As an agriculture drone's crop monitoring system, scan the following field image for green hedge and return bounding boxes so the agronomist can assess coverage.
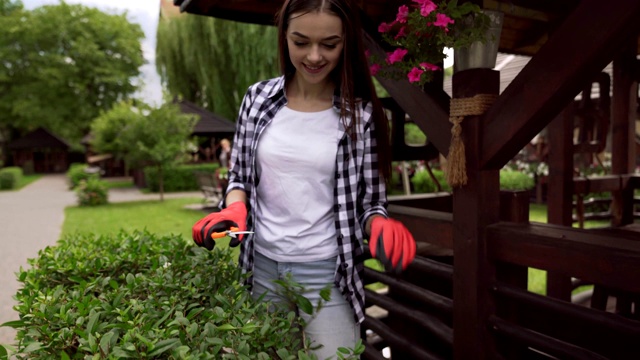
[2,231,314,359]
[144,163,220,192]
[499,170,535,191]
[0,166,23,190]
[411,168,451,193]
[410,168,534,193]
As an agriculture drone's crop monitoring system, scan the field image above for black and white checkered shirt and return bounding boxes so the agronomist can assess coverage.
[223,76,388,324]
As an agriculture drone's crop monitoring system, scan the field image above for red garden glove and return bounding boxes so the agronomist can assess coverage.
[192,201,247,250]
[369,217,416,273]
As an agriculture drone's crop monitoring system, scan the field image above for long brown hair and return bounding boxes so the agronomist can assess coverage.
[275,0,391,181]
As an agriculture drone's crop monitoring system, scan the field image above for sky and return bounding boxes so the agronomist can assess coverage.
[22,0,164,106]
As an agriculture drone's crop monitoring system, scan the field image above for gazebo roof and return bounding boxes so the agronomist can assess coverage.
[8,127,70,150]
[172,0,640,58]
[176,99,237,136]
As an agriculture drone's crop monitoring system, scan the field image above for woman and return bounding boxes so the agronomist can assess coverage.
[192,0,416,357]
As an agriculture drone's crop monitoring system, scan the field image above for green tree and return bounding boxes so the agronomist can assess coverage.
[91,101,198,201]
[0,0,22,15]
[155,14,278,121]
[0,2,145,164]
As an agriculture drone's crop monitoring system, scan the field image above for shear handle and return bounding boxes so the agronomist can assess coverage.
[211,226,239,239]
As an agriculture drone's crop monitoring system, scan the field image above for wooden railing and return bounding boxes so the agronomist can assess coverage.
[361,189,640,359]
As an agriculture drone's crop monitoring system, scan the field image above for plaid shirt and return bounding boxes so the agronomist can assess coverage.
[223,76,388,324]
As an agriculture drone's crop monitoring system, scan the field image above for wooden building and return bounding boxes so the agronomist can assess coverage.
[8,127,70,174]
[171,1,640,359]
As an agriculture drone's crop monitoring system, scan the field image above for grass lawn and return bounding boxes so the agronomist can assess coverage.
[61,196,233,244]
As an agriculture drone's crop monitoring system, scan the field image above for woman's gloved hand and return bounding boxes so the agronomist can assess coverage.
[192,202,247,250]
[369,217,416,273]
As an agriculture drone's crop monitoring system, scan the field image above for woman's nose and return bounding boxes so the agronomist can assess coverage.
[307,45,322,62]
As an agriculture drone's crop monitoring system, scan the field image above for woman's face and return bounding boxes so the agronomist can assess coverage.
[286,11,344,87]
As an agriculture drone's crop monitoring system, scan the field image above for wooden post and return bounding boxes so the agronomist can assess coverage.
[452,68,500,360]
[610,41,638,227]
[496,190,530,358]
[546,105,574,300]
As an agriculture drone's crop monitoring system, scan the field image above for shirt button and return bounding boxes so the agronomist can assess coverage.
[336,174,340,179]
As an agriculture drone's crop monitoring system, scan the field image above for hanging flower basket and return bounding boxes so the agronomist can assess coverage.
[368,0,494,86]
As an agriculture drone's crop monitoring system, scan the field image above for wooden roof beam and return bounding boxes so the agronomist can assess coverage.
[480,0,640,170]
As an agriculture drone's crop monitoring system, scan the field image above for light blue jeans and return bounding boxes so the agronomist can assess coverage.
[252,251,360,360]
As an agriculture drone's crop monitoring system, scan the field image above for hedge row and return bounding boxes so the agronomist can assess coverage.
[3,231,317,359]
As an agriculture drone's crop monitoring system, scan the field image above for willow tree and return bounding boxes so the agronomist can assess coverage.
[155,15,278,122]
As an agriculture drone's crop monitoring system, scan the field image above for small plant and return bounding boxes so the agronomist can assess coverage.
[75,178,109,206]
[66,163,99,189]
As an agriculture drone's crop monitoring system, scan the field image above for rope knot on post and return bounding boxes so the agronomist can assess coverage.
[445,94,497,188]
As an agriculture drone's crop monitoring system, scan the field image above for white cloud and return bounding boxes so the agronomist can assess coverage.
[22,0,163,106]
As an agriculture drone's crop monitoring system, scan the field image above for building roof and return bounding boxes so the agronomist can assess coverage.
[176,99,237,136]
[8,127,70,150]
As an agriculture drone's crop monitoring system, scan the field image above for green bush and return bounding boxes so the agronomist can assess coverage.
[3,231,310,359]
[75,178,109,206]
[66,163,100,190]
[410,168,535,193]
[411,168,451,193]
[144,163,219,193]
[499,169,535,190]
[0,166,23,190]
[404,123,427,145]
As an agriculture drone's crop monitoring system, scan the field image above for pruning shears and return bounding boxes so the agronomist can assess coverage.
[211,226,254,239]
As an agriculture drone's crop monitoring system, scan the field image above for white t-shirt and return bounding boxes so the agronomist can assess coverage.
[254,106,340,262]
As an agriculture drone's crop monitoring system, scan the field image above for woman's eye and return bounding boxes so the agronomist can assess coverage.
[293,42,308,47]
[323,44,337,49]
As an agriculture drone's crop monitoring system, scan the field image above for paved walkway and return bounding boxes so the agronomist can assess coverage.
[0,175,201,346]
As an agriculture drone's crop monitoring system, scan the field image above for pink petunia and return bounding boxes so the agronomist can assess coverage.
[408,67,424,83]
[378,21,393,33]
[370,63,381,76]
[394,26,407,40]
[413,0,437,17]
[433,13,454,28]
[420,62,441,71]
[386,48,408,64]
[396,5,409,23]
[364,49,371,58]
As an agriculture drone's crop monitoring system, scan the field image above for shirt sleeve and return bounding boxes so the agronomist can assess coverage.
[221,87,253,208]
[358,101,388,233]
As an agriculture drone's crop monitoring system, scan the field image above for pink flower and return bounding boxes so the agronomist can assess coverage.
[408,67,424,83]
[396,5,409,23]
[370,63,381,76]
[378,22,393,33]
[394,26,407,40]
[413,0,437,17]
[433,13,454,28]
[386,48,408,64]
[420,62,441,71]
[364,49,370,58]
